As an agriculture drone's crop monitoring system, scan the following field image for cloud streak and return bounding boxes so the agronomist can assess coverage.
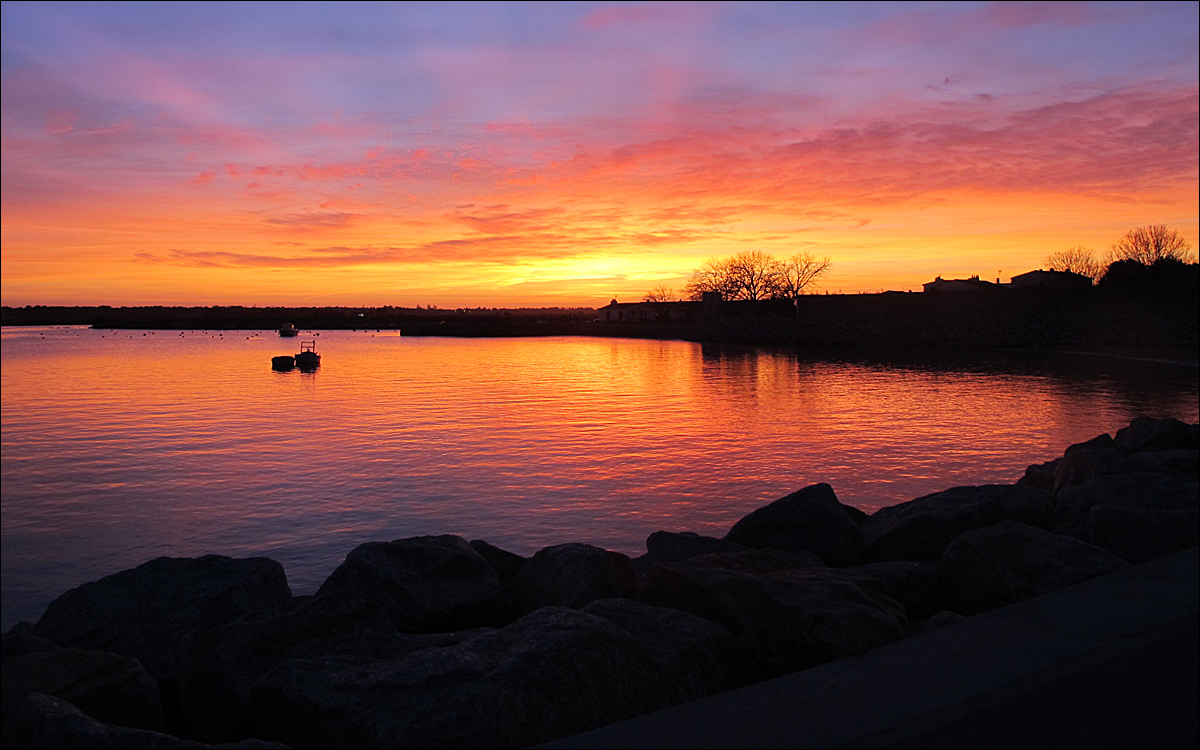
[2,1,1197,306]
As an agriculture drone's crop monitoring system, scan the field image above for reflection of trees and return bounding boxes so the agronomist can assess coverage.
[698,344,827,413]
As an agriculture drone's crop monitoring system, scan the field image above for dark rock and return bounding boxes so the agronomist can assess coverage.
[920,610,968,632]
[723,483,865,566]
[177,588,483,742]
[840,560,939,619]
[512,543,637,613]
[843,504,870,525]
[861,484,1053,563]
[1126,448,1199,478]
[2,625,60,660]
[1,693,289,749]
[933,520,1129,616]
[1016,458,1059,493]
[2,648,163,731]
[581,598,755,700]
[30,555,293,683]
[644,531,748,563]
[639,550,906,676]
[1065,432,1121,455]
[315,535,507,632]
[1052,434,1137,493]
[468,539,528,587]
[1053,472,1200,563]
[249,607,667,749]
[1114,416,1197,452]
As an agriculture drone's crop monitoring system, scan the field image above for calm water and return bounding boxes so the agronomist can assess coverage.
[2,326,1197,630]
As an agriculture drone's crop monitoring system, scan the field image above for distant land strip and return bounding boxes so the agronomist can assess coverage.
[2,287,1197,355]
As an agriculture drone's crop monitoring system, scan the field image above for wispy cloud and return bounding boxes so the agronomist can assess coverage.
[3,1,1196,305]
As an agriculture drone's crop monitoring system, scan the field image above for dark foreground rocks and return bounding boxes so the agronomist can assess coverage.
[3,417,1196,749]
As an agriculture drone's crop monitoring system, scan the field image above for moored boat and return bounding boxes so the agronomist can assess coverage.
[295,341,320,369]
[279,324,298,337]
[271,355,296,370]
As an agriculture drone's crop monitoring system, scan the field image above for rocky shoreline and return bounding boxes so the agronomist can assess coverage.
[3,417,1197,749]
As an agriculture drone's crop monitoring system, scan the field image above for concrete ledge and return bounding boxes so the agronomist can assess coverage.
[537,547,1199,749]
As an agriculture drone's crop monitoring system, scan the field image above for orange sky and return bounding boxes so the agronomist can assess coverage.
[2,2,1197,308]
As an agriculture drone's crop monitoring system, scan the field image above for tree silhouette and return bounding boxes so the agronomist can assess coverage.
[1044,246,1101,281]
[683,250,832,302]
[1109,225,1194,265]
[775,252,833,300]
[642,284,675,302]
[682,256,738,301]
[725,250,779,301]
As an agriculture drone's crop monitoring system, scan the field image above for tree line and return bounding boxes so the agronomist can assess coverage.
[644,250,832,303]
[645,224,1193,303]
[1044,225,1195,287]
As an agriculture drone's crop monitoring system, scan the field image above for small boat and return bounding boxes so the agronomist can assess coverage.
[271,355,296,371]
[294,341,320,370]
[279,324,299,337]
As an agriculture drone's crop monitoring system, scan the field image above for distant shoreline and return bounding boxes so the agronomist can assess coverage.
[3,289,1196,358]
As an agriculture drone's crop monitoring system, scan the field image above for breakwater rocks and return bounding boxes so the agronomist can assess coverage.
[3,417,1197,749]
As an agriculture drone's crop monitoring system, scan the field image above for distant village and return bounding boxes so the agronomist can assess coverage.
[596,268,1092,323]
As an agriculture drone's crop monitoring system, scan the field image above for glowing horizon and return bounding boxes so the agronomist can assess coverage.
[2,1,1197,309]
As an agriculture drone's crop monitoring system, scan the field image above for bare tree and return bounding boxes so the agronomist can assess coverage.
[642,284,675,303]
[775,252,832,300]
[1109,225,1194,265]
[682,256,738,300]
[724,250,781,301]
[1044,246,1102,281]
[683,250,834,302]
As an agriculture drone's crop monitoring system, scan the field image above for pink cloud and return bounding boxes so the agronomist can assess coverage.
[981,1,1096,30]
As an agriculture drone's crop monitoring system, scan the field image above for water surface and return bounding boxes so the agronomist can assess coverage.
[2,326,1196,629]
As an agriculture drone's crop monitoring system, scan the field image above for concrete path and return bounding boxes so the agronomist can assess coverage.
[538,547,1198,749]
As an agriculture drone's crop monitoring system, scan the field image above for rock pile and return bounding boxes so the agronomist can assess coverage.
[3,417,1196,749]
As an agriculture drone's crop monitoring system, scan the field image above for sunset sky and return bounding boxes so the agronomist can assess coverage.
[2,1,1197,308]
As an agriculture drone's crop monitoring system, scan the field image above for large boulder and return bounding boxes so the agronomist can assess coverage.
[468,539,528,588]
[1,648,163,732]
[723,483,864,566]
[249,607,668,749]
[511,543,637,613]
[1,625,60,660]
[1016,458,1059,493]
[1125,448,1199,478]
[30,555,293,683]
[643,531,748,563]
[638,549,906,676]
[1,692,288,750]
[860,484,1053,563]
[933,520,1129,616]
[315,535,507,632]
[1114,417,1197,453]
[581,598,754,701]
[838,560,940,621]
[1051,433,1136,494]
[178,588,483,742]
[1053,472,1200,563]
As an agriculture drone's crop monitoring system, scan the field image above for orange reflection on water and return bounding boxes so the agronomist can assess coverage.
[2,327,1196,629]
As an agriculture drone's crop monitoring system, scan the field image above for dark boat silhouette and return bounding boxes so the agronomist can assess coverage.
[279,324,299,337]
[294,341,320,370]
